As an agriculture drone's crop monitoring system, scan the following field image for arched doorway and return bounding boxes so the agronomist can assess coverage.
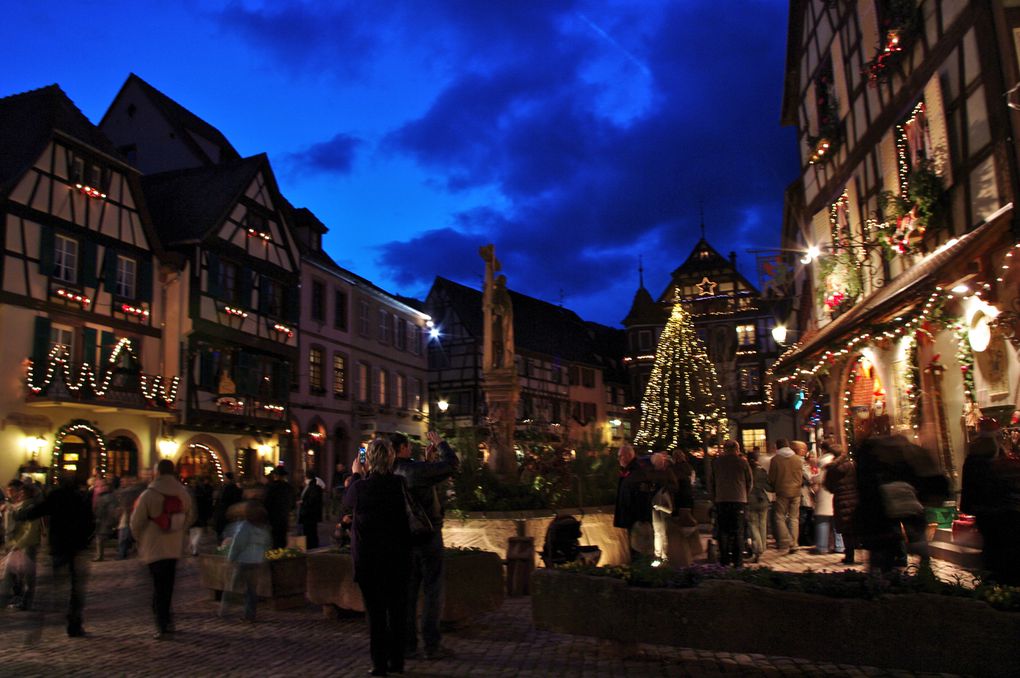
[107,435,139,478]
[52,420,107,485]
[177,443,225,484]
[843,354,891,448]
[304,419,326,477]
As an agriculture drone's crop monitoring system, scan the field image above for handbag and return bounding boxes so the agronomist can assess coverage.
[401,480,435,546]
[652,486,674,514]
[879,481,924,519]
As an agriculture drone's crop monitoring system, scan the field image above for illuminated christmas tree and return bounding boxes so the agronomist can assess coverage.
[634,300,728,451]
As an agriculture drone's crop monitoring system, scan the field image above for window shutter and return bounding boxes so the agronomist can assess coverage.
[83,327,97,367]
[81,238,97,287]
[236,350,256,394]
[100,331,117,366]
[831,41,850,119]
[238,269,253,310]
[138,256,153,302]
[272,360,288,400]
[880,131,900,198]
[103,247,118,293]
[32,316,51,366]
[924,74,953,187]
[258,276,270,315]
[285,285,300,323]
[199,350,217,389]
[38,224,54,275]
[206,251,220,298]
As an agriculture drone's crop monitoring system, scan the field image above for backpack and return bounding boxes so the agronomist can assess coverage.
[151,492,186,532]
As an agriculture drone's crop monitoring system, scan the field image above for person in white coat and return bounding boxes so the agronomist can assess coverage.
[810,450,837,554]
[130,459,195,639]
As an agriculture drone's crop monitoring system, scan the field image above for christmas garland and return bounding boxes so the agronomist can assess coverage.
[904,336,922,432]
[877,159,946,256]
[863,0,920,84]
[816,250,864,312]
[954,325,976,403]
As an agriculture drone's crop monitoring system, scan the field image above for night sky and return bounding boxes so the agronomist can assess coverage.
[3,1,799,327]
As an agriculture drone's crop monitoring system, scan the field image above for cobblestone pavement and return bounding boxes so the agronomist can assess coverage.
[0,548,968,678]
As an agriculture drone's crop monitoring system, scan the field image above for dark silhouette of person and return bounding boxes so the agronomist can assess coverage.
[298,469,324,550]
[263,467,295,549]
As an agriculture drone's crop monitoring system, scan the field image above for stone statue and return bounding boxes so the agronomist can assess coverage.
[480,245,515,371]
[478,244,519,479]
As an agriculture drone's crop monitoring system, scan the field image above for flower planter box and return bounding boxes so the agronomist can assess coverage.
[198,554,307,610]
[442,507,630,567]
[307,549,503,625]
[531,569,1020,677]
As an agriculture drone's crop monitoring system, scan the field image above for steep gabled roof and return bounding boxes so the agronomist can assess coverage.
[428,277,604,364]
[661,237,760,301]
[140,155,264,245]
[102,73,241,166]
[0,84,125,193]
[622,285,665,326]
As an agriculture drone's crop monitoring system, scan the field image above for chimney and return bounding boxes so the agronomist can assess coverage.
[729,251,737,267]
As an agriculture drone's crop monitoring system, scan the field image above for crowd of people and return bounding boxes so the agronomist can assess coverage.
[612,423,1017,583]
[0,430,460,676]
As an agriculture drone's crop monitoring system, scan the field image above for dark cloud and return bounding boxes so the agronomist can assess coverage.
[282,132,362,177]
[378,1,799,323]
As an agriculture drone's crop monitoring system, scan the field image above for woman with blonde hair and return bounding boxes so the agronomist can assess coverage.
[342,438,412,676]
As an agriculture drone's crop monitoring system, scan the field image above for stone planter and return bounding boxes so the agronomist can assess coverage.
[531,569,1020,677]
[442,507,630,566]
[199,554,307,610]
[307,549,503,624]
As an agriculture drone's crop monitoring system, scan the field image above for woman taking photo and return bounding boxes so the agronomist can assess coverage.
[343,438,412,676]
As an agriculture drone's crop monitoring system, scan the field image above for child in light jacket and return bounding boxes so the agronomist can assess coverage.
[220,501,271,622]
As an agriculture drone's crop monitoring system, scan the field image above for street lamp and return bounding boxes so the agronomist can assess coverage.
[771,324,789,345]
[437,399,449,414]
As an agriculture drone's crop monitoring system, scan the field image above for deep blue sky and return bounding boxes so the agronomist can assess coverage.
[2,0,799,327]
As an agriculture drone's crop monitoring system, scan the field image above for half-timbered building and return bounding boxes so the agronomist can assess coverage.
[770,1,1020,492]
[135,155,300,482]
[426,277,629,449]
[0,85,175,484]
[622,236,794,452]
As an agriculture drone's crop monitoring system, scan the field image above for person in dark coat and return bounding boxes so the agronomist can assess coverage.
[710,440,753,568]
[262,467,295,549]
[297,469,324,550]
[960,421,1020,585]
[213,472,243,541]
[613,444,659,561]
[393,430,460,660]
[343,438,412,676]
[854,435,949,572]
[823,446,859,564]
[17,476,94,636]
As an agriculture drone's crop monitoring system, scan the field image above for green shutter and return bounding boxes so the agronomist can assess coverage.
[206,251,220,298]
[199,349,217,389]
[137,256,153,302]
[100,331,117,365]
[83,327,97,367]
[258,276,270,315]
[238,269,253,310]
[235,350,257,394]
[103,247,118,293]
[271,360,288,400]
[38,224,54,275]
[285,285,300,323]
[81,239,97,287]
[32,316,51,365]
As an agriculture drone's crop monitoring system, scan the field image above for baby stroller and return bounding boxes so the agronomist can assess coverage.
[540,514,601,567]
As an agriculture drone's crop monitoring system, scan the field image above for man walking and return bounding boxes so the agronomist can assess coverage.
[392,430,459,660]
[18,475,93,636]
[130,459,195,639]
[767,438,807,553]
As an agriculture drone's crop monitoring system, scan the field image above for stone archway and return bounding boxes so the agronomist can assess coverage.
[177,435,228,484]
[52,419,107,485]
[106,429,141,479]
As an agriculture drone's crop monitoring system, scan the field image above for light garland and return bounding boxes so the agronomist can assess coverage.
[224,306,248,318]
[633,300,728,450]
[52,420,107,478]
[56,288,91,306]
[74,183,106,200]
[247,228,272,242]
[903,335,922,435]
[120,303,150,318]
[188,443,225,482]
[26,337,179,407]
[272,322,294,337]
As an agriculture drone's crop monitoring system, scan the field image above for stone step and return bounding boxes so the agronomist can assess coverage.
[929,540,983,570]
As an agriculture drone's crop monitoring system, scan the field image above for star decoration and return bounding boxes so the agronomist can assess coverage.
[695,277,717,296]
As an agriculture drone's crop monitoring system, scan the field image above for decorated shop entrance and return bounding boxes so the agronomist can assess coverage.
[177,442,226,483]
[52,420,107,485]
